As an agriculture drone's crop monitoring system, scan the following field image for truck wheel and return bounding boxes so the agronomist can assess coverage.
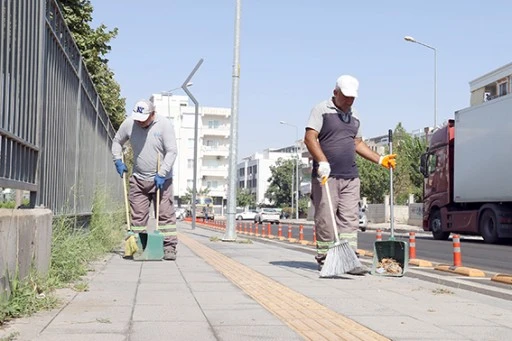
[479,209,499,244]
[430,210,450,240]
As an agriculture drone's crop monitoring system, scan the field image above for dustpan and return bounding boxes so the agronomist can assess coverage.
[371,129,409,277]
[133,153,164,261]
[133,231,164,261]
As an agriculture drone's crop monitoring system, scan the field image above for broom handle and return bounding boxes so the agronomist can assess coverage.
[388,129,394,239]
[324,179,340,244]
[156,153,160,230]
[121,154,131,231]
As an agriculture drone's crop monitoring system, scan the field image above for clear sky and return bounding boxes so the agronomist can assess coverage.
[90,0,511,159]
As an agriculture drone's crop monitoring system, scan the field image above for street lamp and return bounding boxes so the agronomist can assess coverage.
[280,120,299,220]
[161,82,194,206]
[404,35,437,128]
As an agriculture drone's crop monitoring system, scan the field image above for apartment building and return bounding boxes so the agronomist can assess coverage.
[470,62,512,106]
[237,146,307,206]
[150,94,231,205]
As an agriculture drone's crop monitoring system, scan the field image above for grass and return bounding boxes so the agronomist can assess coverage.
[0,189,124,326]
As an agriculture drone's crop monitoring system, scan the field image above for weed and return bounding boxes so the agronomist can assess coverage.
[210,236,220,242]
[73,282,89,292]
[432,288,454,295]
[0,189,124,325]
[0,331,20,341]
[237,239,253,244]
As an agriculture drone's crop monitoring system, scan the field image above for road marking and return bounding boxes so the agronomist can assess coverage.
[179,233,389,341]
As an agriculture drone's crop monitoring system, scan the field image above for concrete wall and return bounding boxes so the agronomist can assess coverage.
[408,203,423,226]
[0,209,53,298]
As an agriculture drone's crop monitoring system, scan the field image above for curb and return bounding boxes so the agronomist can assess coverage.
[491,273,512,285]
[434,264,486,277]
[408,259,433,267]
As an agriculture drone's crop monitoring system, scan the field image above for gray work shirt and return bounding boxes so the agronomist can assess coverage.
[306,98,361,179]
[112,115,178,181]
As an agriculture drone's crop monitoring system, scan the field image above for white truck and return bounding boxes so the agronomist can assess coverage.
[420,93,512,243]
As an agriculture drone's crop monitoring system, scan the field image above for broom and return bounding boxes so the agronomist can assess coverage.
[319,177,363,278]
[122,154,139,258]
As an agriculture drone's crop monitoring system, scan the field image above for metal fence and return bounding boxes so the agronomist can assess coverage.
[0,0,123,215]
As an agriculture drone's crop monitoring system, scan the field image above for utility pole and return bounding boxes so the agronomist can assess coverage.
[223,0,241,241]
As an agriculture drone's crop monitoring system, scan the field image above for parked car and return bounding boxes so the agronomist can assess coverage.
[254,208,280,224]
[359,206,368,232]
[236,210,258,220]
[176,207,187,220]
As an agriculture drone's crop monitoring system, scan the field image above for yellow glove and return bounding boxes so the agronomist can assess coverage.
[379,154,396,169]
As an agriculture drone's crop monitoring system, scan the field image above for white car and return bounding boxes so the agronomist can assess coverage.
[236,210,258,220]
[254,208,280,224]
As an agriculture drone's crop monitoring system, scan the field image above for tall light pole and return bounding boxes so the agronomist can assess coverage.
[182,59,204,230]
[404,35,437,128]
[161,82,193,206]
[280,121,299,220]
[223,0,241,241]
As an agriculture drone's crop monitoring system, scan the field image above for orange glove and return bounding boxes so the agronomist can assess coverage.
[379,154,396,169]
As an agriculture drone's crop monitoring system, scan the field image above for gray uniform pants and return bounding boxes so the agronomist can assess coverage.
[311,177,360,259]
[129,175,177,251]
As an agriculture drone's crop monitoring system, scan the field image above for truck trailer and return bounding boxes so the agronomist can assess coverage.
[420,94,512,243]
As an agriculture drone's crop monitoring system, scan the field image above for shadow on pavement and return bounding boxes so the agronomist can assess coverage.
[270,260,318,270]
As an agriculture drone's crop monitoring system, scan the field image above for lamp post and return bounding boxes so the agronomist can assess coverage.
[161,82,193,206]
[404,35,437,128]
[280,121,299,220]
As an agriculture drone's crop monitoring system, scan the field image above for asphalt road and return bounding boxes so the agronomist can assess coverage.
[248,222,512,274]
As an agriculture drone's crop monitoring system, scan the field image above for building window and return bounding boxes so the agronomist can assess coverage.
[187,180,193,188]
[208,120,220,129]
[498,82,507,97]
[187,159,194,168]
[239,168,244,176]
[252,165,257,174]
[253,179,257,187]
[188,138,194,148]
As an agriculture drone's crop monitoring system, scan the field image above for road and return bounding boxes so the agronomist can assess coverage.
[244,221,512,274]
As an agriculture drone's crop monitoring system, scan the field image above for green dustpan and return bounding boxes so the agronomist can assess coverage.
[133,231,164,261]
[371,129,409,277]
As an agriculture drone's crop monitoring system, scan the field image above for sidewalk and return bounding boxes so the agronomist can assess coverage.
[1,222,511,341]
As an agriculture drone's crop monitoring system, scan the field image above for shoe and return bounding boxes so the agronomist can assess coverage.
[315,254,326,271]
[347,265,370,276]
[164,249,177,261]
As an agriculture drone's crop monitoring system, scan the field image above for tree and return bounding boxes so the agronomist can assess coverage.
[357,122,427,204]
[357,156,388,204]
[57,0,126,129]
[182,187,211,204]
[237,189,256,208]
[265,158,295,206]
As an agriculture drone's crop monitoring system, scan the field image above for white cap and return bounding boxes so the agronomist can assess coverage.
[131,99,155,121]
[336,75,359,98]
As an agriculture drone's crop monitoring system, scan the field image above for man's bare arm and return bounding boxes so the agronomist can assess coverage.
[355,137,381,164]
[304,128,327,162]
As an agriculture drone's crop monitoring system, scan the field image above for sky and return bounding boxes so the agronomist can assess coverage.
[90,0,511,159]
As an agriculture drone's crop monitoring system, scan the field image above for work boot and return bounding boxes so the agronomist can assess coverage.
[164,249,177,261]
[315,254,326,271]
[347,264,370,276]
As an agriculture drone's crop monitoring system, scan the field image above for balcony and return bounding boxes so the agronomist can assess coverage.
[202,146,229,157]
[202,127,230,138]
[202,166,228,178]
[201,106,231,118]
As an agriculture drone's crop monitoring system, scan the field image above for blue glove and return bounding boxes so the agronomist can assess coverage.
[114,159,128,178]
[154,174,165,189]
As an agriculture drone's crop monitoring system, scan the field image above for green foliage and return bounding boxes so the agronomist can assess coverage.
[237,188,256,208]
[57,0,126,129]
[265,158,295,206]
[358,123,427,204]
[0,190,124,325]
[182,187,211,204]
